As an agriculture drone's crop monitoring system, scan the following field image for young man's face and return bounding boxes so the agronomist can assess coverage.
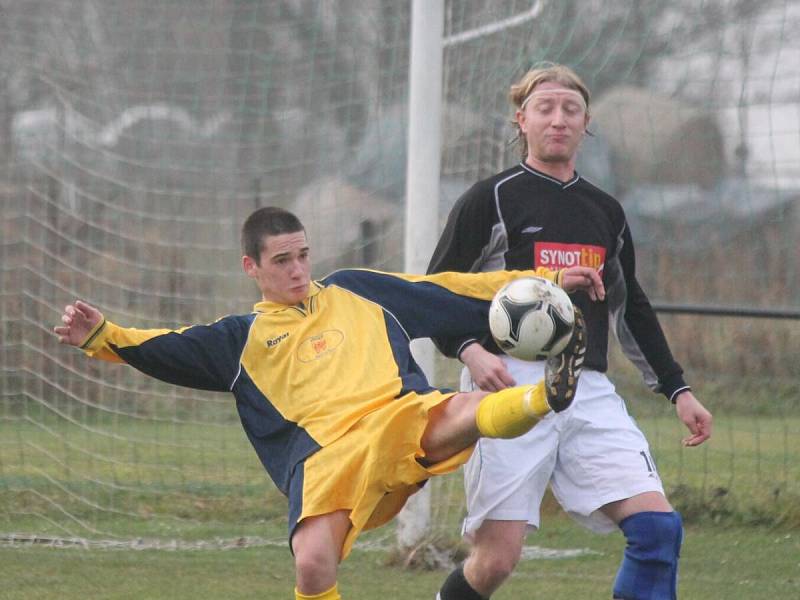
[242,230,311,305]
[516,81,589,166]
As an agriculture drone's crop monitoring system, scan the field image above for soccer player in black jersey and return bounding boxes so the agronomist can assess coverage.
[430,64,712,600]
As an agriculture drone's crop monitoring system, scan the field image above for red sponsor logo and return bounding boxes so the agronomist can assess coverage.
[534,242,605,272]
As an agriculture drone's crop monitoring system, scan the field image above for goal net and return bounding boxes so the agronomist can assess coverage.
[2,0,799,550]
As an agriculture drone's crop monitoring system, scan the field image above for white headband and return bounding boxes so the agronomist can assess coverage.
[520,88,587,111]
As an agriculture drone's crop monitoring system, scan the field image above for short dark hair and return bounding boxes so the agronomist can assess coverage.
[241,206,305,263]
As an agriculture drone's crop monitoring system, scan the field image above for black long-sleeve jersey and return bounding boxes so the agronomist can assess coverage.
[427,162,689,401]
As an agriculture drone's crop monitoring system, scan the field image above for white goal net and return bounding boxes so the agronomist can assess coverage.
[2,0,799,550]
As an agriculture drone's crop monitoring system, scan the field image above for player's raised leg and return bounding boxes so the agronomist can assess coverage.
[422,309,585,464]
[472,307,585,440]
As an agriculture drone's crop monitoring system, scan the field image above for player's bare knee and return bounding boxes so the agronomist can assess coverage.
[421,392,487,462]
[293,547,337,590]
[468,542,522,587]
[483,554,519,585]
[465,559,516,592]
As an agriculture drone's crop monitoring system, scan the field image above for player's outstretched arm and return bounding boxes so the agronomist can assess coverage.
[675,391,712,447]
[560,266,605,301]
[53,301,239,391]
[54,300,104,347]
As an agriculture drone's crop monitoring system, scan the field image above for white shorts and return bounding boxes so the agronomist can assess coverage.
[462,356,665,536]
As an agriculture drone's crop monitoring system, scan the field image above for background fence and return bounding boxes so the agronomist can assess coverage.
[1,0,798,548]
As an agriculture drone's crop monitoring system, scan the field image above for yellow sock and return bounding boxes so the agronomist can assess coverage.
[475,382,549,439]
[295,584,341,599]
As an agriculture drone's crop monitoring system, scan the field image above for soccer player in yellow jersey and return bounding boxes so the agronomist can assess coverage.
[54,206,604,599]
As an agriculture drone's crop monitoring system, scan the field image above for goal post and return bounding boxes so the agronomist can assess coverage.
[396,0,444,551]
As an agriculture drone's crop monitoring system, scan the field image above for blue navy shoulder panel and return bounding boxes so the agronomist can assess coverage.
[321,269,490,342]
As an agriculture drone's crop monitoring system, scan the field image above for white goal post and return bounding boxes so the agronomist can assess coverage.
[397,0,444,551]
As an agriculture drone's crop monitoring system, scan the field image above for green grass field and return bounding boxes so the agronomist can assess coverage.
[2,412,799,598]
[2,518,798,599]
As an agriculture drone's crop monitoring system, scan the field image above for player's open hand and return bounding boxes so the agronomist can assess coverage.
[675,391,712,447]
[460,342,516,392]
[560,266,605,302]
[54,301,104,347]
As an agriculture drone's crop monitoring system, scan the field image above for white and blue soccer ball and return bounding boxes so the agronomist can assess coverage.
[488,276,575,361]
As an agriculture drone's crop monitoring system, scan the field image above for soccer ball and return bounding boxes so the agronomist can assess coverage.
[488,276,575,361]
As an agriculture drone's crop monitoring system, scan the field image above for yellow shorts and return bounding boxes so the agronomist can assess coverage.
[292,389,474,559]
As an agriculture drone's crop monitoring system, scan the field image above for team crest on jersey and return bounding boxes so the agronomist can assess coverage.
[534,242,606,272]
[297,329,344,362]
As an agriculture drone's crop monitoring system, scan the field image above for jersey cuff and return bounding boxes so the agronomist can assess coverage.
[456,339,479,361]
[668,386,692,404]
[80,318,108,351]
[659,370,690,402]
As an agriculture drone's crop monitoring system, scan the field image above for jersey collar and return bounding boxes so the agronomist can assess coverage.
[519,162,580,189]
[253,280,323,314]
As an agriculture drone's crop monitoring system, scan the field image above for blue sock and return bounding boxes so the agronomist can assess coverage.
[613,511,683,600]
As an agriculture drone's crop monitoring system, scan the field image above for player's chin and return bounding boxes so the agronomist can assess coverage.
[542,147,575,162]
[288,286,310,303]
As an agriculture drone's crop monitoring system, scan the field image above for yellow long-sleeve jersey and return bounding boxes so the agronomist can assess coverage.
[81,268,559,496]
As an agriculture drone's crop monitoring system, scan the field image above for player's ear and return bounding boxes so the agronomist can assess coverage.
[242,255,256,277]
[516,108,527,132]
